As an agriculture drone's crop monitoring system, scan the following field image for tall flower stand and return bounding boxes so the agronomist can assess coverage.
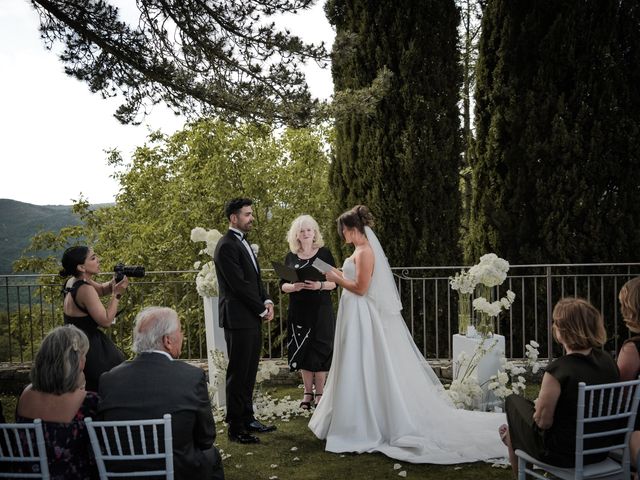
[203,296,227,408]
[452,333,506,411]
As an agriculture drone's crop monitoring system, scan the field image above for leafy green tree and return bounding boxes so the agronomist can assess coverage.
[15,119,334,358]
[327,0,463,267]
[31,0,328,125]
[469,0,640,264]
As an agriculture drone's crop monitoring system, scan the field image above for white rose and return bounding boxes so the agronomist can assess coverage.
[190,227,208,242]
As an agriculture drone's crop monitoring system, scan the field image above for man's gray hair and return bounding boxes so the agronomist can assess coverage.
[132,306,180,353]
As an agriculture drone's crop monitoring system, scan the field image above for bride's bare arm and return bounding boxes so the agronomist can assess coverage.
[326,247,374,296]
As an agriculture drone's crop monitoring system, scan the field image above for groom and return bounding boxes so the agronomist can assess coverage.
[213,198,276,444]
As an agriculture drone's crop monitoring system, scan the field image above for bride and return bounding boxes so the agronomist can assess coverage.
[308,205,507,464]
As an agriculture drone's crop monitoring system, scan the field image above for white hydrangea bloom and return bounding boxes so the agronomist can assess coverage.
[191,227,223,297]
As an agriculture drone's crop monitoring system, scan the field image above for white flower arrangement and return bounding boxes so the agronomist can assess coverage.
[191,227,223,298]
[472,289,515,318]
[447,376,484,410]
[449,270,476,294]
[469,253,509,288]
[487,340,542,401]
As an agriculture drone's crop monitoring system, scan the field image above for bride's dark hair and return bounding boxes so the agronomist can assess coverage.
[337,205,375,240]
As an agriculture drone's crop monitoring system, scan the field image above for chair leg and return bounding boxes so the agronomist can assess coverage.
[517,456,527,480]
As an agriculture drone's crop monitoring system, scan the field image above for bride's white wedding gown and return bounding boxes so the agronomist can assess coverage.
[308,227,508,464]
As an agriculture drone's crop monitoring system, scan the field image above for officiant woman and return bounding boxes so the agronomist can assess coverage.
[281,215,337,409]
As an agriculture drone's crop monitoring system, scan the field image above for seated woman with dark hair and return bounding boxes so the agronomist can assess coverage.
[16,325,98,480]
[499,297,620,475]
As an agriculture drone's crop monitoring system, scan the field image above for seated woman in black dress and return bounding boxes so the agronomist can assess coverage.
[16,325,98,480]
[615,277,640,467]
[281,215,337,409]
[500,297,619,475]
[60,246,128,392]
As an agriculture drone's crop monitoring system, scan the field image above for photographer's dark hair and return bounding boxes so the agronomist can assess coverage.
[59,246,89,278]
[337,205,375,241]
[224,198,253,220]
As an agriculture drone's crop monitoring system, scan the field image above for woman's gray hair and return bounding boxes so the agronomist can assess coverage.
[31,325,89,394]
[286,214,324,253]
[133,306,180,353]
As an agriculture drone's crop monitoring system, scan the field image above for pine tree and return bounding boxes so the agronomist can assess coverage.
[468,0,640,264]
[327,0,463,267]
[30,0,327,125]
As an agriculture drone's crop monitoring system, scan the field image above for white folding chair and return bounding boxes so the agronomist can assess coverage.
[0,419,50,479]
[516,378,640,479]
[85,414,174,479]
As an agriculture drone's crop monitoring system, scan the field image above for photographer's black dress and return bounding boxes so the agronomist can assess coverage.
[63,280,125,392]
[282,247,336,372]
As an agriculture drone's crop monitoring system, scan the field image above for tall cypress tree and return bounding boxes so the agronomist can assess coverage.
[327,0,462,266]
[469,0,640,264]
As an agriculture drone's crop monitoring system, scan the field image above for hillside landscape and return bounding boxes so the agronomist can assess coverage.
[0,199,82,274]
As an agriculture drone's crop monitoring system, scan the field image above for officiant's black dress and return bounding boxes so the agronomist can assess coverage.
[283,247,336,372]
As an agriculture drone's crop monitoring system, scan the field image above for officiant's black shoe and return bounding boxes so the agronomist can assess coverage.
[246,420,277,433]
[228,431,260,444]
[300,392,313,410]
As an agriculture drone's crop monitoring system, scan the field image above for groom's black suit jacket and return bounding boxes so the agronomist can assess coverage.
[214,230,269,329]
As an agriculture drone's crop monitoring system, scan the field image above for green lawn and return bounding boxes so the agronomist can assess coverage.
[1,386,517,480]
[214,386,513,480]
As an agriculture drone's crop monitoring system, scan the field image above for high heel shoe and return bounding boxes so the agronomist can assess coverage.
[314,392,322,407]
[300,392,313,410]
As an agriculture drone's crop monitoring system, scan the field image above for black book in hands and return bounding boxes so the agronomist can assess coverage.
[271,261,326,283]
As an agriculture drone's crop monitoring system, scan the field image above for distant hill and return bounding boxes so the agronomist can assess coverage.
[0,199,83,274]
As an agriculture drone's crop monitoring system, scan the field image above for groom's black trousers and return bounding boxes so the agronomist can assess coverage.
[224,326,262,433]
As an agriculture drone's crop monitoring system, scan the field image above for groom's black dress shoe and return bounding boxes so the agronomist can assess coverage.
[246,420,277,433]
[228,431,260,444]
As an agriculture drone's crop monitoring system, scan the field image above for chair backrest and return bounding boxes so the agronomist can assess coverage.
[574,378,640,477]
[85,414,174,480]
[0,419,50,479]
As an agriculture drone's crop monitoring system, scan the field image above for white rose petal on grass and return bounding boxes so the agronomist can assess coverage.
[245,452,253,456]
[398,471,407,477]
[269,477,278,480]
[290,446,298,451]
[270,464,278,468]
[293,457,300,461]
[393,464,402,470]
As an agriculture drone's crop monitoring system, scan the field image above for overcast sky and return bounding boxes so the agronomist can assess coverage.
[0,1,333,206]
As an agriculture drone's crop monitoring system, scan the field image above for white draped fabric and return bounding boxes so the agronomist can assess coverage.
[308,227,508,464]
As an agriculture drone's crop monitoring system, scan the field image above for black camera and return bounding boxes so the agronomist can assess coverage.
[114,263,145,282]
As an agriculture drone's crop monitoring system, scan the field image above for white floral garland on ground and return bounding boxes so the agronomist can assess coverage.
[208,351,311,423]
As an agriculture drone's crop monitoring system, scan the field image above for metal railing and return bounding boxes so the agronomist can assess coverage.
[1,263,639,364]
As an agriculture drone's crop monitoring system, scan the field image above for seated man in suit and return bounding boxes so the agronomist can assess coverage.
[98,306,224,480]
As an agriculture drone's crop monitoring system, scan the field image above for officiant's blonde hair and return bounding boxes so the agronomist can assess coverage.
[287,215,324,253]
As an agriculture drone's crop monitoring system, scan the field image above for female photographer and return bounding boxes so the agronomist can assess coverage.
[60,246,128,392]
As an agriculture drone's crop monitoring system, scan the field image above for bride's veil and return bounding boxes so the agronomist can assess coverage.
[364,226,449,395]
[364,226,402,315]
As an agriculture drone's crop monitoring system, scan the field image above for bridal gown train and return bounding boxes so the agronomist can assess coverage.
[308,235,508,464]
